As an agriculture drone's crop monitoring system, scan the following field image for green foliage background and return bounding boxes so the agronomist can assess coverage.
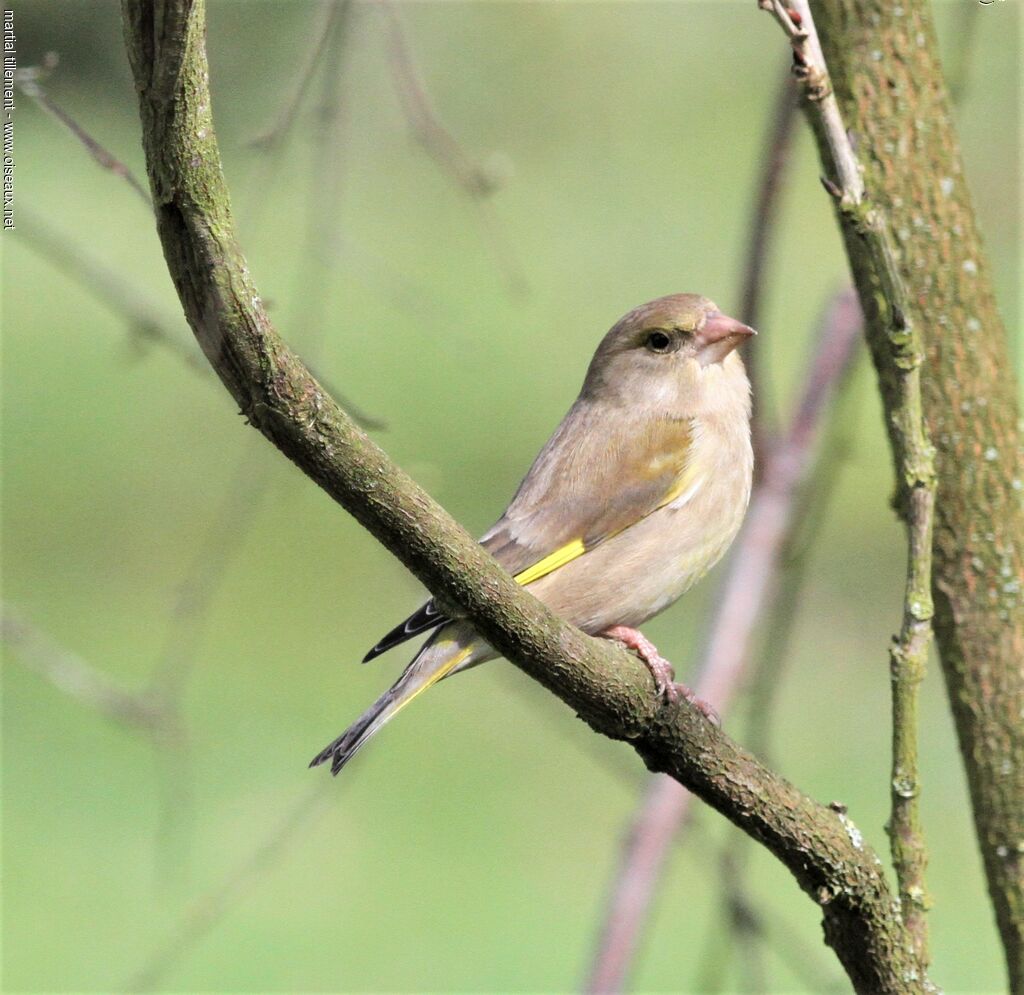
[3,1,1019,992]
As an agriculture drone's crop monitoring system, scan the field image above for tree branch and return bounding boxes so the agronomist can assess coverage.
[769,0,1024,985]
[127,782,333,992]
[378,0,525,295]
[2,605,165,729]
[119,2,926,990]
[737,60,799,456]
[762,1,937,966]
[761,5,937,962]
[17,56,152,205]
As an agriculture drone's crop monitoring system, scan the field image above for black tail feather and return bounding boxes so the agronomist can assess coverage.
[361,600,448,663]
[309,690,394,775]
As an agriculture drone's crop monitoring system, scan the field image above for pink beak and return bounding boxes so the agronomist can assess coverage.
[695,310,756,365]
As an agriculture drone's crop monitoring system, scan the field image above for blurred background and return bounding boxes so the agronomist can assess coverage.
[2,1,1019,992]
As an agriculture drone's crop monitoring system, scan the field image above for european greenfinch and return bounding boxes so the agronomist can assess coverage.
[312,293,755,774]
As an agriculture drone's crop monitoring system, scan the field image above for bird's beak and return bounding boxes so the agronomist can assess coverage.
[695,310,757,366]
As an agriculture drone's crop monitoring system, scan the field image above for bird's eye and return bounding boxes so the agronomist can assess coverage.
[645,330,673,353]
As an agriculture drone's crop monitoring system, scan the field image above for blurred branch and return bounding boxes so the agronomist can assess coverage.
[743,365,859,759]
[16,56,151,205]
[381,0,496,197]
[693,840,847,994]
[120,2,922,990]
[148,447,271,704]
[719,849,768,994]
[297,0,353,350]
[763,0,936,970]
[248,1,345,150]
[15,208,384,429]
[583,288,862,995]
[2,605,164,729]
[379,0,526,294]
[127,782,333,991]
[15,206,205,371]
[144,442,273,881]
[737,61,799,458]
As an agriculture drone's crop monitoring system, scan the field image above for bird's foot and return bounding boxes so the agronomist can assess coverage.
[599,625,719,723]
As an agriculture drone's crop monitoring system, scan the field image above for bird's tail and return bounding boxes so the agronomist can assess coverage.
[310,628,476,775]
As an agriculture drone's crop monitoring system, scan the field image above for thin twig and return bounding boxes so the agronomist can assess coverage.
[15,207,384,429]
[2,605,164,729]
[380,0,496,198]
[379,0,527,295]
[763,0,936,968]
[248,1,343,150]
[14,206,205,371]
[758,0,863,201]
[719,848,770,993]
[127,783,333,991]
[295,0,352,351]
[584,291,862,994]
[144,443,273,882]
[738,61,799,459]
[17,59,151,205]
[743,347,861,761]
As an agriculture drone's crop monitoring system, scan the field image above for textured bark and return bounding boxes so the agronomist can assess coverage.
[120,1,928,989]
[811,1,1024,988]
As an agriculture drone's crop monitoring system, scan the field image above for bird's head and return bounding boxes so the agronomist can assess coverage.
[581,294,756,413]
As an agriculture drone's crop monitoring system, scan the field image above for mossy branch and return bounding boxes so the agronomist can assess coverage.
[760,0,937,970]
[121,2,928,990]
[795,0,1023,988]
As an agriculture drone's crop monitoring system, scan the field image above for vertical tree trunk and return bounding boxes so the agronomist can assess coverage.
[812,1,1024,988]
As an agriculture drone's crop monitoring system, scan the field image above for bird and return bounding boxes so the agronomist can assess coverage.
[311,293,755,775]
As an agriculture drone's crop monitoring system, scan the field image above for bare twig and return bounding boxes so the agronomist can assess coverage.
[738,61,799,457]
[719,848,769,993]
[758,0,863,201]
[379,0,526,294]
[17,59,151,205]
[763,0,936,968]
[248,1,344,150]
[148,448,271,703]
[15,206,205,371]
[15,208,385,429]
[743,357,860,760]
[127,783,333,991]
[380,1,497,198]
[2,605,164,729]
[584,291,862,994]
[693,839,847,993]
[295,0,352,350]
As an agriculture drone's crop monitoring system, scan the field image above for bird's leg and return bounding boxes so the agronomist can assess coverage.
[599,625,719,722]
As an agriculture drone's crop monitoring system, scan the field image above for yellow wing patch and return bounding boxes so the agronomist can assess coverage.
[509,463,702,587]
[658,460,703,509]
[513,539,586,586]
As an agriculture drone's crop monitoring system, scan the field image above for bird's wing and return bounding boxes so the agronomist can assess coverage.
[363,410,697,662]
